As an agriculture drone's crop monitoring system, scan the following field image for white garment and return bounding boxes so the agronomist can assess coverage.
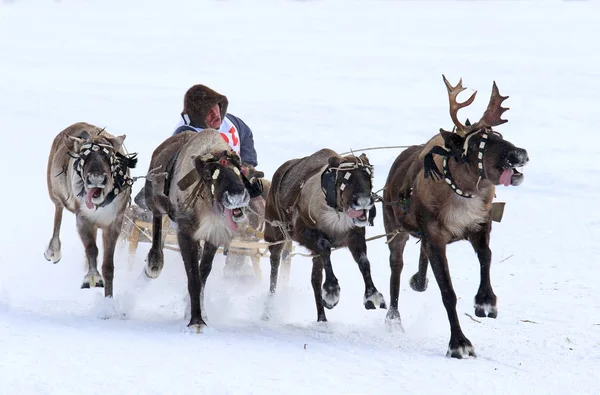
[174,116,240,154]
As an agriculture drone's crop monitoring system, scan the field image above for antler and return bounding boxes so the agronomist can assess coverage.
[442,74,477,137]
[470,81,510,130]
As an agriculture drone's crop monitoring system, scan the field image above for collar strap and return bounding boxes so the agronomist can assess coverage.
[442,157,473,198]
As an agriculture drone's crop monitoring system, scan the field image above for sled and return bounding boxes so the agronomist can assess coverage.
[119,204,290,281]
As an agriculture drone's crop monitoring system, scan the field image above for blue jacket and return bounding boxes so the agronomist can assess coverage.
[173,113,258,167]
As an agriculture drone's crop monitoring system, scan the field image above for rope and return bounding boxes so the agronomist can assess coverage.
[340,145,412,156]
[288,231,398,258]
[123,213,154,242]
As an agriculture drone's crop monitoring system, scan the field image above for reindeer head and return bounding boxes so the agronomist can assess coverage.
[193,150,251,231]
[435,75,529,190]
[64,130,134,209]
[321,153,375,227]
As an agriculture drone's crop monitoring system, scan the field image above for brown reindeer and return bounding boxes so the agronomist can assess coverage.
[45,122,137,297]
[264,149,386,322]
[382,76,529,358]
[143,130,263,330]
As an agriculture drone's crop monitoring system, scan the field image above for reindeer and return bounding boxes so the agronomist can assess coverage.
[382,76,529,358]
[264,149,386,322]
[45,122,137,297]
[142,130,262,330]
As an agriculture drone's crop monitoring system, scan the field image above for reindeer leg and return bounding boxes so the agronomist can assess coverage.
[101,215,123,298]
[44,203,64,263]
[311,256,326,322]
[409,242,429,292]
[469,222,497,318]
[199,242,218,322]
[300,229,339,311]
[145,215,164,279]
[177,220,204,330]
[279,240,293,285]
[268,242,284,295]
[426,235,476,359]
[347,227,386,310]
[262,225,285,321]
[77,215,103,289]
[384,226,408,331]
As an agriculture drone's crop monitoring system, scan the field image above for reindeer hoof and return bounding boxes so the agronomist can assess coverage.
[321,282,340,309]
[317,315,328,323]
[187,317,207,333]
[44,249,61,264]
[364,291,387,310]
[81,273,104,289]
[409,273,428,292]
[447,337,477,359]
[474,303,498,318]
[145,248,164,279]
[385,309,404,332]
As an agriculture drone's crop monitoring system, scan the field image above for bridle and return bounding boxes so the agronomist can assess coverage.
[71,141,138,208]
[179,152,262,210]
[321,158,374,211]
[424,128,495,199]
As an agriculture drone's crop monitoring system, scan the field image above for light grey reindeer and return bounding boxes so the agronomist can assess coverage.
[142,130,263,331]
[45,122,137,298]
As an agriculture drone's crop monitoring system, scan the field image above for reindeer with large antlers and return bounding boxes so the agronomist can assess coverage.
[382,75,529,358]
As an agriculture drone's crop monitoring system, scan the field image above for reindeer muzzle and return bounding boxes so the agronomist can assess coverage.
[500,148,528,187]
[219,190,250,231]
[348,196,373,227]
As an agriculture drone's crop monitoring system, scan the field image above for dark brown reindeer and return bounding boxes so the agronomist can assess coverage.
[45,122,137,297]
[142,130,262,331]
[382,76,529,358]
[264,149,386,322]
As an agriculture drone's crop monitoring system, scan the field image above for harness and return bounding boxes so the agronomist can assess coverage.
[177,152,263,210]
[320,158,377,225]
[423,129,490,199]
[71,142,138,208]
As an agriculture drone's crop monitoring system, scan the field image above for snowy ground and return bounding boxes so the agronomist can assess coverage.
[1,0,599,394]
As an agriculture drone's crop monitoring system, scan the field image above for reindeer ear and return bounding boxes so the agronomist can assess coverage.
[359,153,370,165]
[229,151,241,166]
[108,135,126,151]
[328,156,341,168]
[193,155,213,181]
[439,129,465,157]
[63,133,84,152]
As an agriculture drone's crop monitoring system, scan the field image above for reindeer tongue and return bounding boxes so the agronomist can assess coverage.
[348,209,364,218]
[224,208,238,231]
[85,188,100,209]
[499,168,514,187]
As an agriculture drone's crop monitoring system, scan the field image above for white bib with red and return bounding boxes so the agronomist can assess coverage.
[174,116,240,154]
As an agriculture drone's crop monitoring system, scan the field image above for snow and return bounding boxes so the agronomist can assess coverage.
[1,0,599,394]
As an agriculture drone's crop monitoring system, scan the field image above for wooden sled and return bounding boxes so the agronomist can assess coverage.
[119,205,292,281]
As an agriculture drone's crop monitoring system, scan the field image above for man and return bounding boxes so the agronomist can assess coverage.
[134,84,260,208]
[173,84,258,167]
